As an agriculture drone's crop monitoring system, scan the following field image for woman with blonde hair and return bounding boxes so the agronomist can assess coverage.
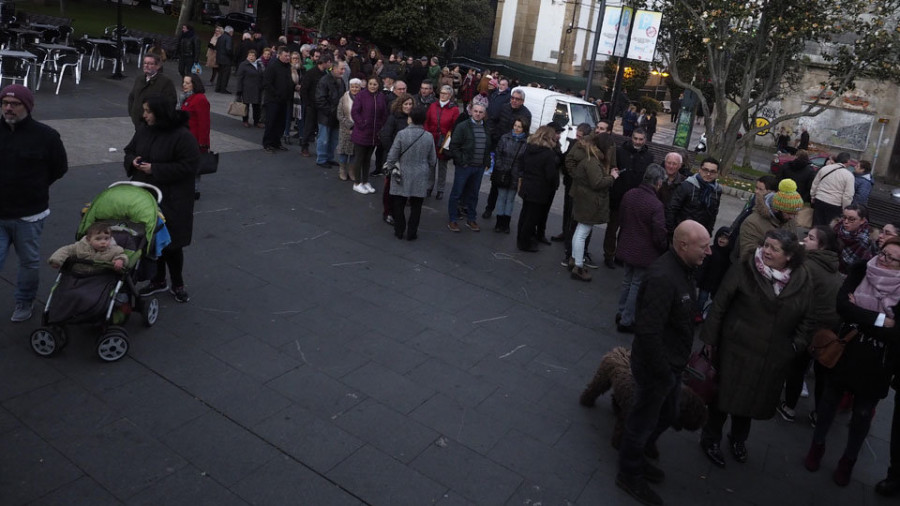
[516,126,562,252]
[206,26,222,85]
[568,134,619,279]
[336,78,363,181]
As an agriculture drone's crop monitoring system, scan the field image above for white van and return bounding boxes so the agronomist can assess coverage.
[514,87,599,151]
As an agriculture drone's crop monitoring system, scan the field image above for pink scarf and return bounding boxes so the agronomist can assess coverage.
[754,247,792,295]
[853,256,900,318]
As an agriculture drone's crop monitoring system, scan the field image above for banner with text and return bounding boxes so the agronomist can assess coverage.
[597,6,633,58]
[627,10,662,61]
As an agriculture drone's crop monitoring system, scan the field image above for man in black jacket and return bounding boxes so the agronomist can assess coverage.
[0,85,68,322]
[314,60,346,167]
[604,128,654,268]
[483,87,532,219]
[298,55,328,156]
[262,47,295,153]
[616,220,710,506]
[214,26,234,93]
[666,156,723,236]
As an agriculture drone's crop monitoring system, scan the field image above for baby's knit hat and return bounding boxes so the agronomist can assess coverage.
[771,178,804,213]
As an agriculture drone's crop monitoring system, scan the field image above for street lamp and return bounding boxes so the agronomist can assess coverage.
[650,68,669,101]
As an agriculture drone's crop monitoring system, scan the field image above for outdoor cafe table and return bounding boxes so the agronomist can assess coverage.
[0,48,38,88]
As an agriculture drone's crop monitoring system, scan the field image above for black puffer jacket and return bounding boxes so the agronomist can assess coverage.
[263,58,294,103]
[315,71,344,128]
[632,250,699,377]
[0,116,68,219]
[124,112,200,248]
[612,140,654,209]
[518,143,559,203]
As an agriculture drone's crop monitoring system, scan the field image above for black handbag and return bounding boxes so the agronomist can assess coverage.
[198,151,219,175]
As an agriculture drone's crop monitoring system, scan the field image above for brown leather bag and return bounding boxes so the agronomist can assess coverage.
[809,326,858,368]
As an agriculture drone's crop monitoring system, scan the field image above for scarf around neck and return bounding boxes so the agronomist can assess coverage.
[696,175,716,209]
[853,256,900,317]
[754,247,792,295]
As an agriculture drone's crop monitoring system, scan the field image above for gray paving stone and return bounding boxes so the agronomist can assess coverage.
[266,366,365,419]
[332,398,438,464]
[407,328,495,370]
[410,394,510,455]
[406,358,498,407]
[501,479,576,506]
[0,349,65,402]
[346,330,431,375]
[487,430,594,499]
[475,389,571,446]
[126,464,249,506]
[253,404,364,473]
[57,418,187,500]
[327,445,448,505]
[41,344,149,395]
[3,380,117,443]
[340,361,436,415]
[411,437,523,505]
[208,335,301,383]
[278,331,370,379]
[97,374,209,439]
[32,475,122,506]
[161,411,280,487]
[0,427,83,506]
[467,357,554,404]
[207,379,294,428]
[292,305,379,345]
[232,454,365,506]
[0,408,19,436]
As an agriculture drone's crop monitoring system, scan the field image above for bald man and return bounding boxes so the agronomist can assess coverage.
[616,220,710,506]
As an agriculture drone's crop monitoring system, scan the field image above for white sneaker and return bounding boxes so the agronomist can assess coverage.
[353,184,368,194]
[363,182,376,193]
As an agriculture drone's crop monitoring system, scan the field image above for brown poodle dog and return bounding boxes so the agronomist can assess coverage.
[579,347,708,458]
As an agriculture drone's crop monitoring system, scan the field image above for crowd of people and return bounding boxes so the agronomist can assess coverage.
[1,22,898,506]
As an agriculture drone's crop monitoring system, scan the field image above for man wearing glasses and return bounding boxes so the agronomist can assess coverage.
[128,54,177,128]
[666,157,723,237]
[0,85,68,322]
[483,87,531,219]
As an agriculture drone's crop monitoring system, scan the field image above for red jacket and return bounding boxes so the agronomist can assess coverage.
[424,101,459,160]
[182,93,211,152]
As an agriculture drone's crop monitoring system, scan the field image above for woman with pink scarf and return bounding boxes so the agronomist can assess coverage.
[700,229,815,468]
[805,236,900,487]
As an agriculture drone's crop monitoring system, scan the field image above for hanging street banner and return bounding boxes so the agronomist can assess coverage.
[598,6,634,58]
[627,10,662,61]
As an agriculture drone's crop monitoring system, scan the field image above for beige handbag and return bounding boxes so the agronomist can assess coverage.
[227,101,247,117]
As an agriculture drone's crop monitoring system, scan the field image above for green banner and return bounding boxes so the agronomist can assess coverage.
[673,109,694,149]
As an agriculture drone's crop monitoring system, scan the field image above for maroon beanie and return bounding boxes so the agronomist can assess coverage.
[0,84,34,113]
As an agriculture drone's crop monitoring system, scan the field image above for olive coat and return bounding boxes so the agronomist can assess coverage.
[569,150,615,225]
[701,256,815,419]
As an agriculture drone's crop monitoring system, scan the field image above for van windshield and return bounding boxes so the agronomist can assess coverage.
[570,103,598,128]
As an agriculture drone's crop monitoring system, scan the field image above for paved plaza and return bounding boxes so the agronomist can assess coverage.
[0,69,897,506]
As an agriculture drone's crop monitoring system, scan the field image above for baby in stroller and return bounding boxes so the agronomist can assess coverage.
[48,223,129,273]
[30,182,169,362]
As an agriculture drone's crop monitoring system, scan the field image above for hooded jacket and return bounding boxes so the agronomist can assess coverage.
[665,173,722,235]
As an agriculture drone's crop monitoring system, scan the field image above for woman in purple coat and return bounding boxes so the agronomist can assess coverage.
[614,164,668,332]
[350,76,388,194]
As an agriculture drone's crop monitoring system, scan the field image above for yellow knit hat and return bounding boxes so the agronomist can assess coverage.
[771,179,804,213]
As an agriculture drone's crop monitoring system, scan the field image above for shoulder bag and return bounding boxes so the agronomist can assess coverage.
[227,101,247,117]
[198,151,219,175]
[683,347,718,404]
[809,324,859,368]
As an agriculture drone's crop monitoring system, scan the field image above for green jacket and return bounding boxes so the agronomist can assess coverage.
[570,152,615,225]
[449,119,490,169]
[701,257,815,419]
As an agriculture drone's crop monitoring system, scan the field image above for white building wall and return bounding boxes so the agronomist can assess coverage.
[497,0,519,57]
[530,0,567,63]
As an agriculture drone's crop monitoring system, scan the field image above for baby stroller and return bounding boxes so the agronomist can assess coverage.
[30,182,171,362]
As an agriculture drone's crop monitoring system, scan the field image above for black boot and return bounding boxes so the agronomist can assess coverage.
[877,468,900,496]
[503,215,512,234]
[494,216,502,232]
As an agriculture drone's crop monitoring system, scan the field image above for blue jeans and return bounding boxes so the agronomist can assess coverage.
[572,222,593,267]
[315,123,339,164]
[617,264,645,326]
[0,217,45,304]
[618,355,681,478]
[448,165,482,222]
[495,187,516,216]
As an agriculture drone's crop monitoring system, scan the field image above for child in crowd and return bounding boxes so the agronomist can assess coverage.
[48,223,128,274]
[695,226,732,320]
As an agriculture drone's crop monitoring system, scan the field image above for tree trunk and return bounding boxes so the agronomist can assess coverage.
[257,0,282,45]
[176,0,195,36]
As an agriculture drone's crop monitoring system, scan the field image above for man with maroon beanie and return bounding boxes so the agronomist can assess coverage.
[0,84,68,322]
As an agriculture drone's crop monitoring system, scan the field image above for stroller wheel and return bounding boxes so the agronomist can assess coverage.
[97,328,129,362]
[30,327,61,357]
[52,326,69,350]
[142,297,159,327]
